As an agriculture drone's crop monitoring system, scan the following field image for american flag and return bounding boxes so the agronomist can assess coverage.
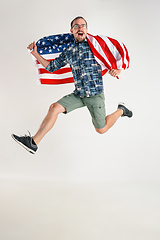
[33,33,130,84]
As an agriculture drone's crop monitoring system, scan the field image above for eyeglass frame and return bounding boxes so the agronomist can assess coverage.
[71,24,87,29]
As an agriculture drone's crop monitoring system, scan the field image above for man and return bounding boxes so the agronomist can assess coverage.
[12,16,133,154]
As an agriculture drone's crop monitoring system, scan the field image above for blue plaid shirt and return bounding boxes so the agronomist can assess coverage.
[46,39,104,98]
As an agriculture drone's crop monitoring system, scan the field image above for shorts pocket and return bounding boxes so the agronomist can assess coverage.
[92,104,106,118]
[89,104,106,129]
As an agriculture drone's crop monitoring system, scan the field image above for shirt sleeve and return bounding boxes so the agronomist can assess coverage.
[46,50,68,73]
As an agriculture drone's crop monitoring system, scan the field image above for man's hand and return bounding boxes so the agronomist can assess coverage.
[27,41,37,56]
[27,41,50,69]
[109,69,122,77]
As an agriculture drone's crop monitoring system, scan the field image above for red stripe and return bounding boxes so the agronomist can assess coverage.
[40,77,74,85]
[102,69,108,76]
[107,37,129,69]
[39,68,108,83]
[87,35,111,70]
[93,35,117,69]
[38,67,72,75]
[122,43,130,68]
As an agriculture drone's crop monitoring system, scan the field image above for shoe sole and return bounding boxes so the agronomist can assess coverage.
[118,102,133,117]
[11,134,35,154]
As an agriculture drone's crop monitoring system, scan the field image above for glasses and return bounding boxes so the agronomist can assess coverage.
[72,24,87,29]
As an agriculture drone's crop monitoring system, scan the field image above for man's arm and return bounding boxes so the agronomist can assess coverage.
[27,41,50,68]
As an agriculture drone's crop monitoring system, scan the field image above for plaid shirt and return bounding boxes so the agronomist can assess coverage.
[46,39,103,98]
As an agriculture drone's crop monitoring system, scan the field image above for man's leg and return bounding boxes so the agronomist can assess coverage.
[95,103,133,134]
[33,102,66,145]
[11,102,65,154]
[95,109,123,134]
[12,93,85,154]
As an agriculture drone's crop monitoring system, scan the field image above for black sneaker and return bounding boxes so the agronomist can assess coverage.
[11,131,38,154]
[118,102,133,118]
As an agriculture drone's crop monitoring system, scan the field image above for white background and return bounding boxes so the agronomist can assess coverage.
[0,0,160,239]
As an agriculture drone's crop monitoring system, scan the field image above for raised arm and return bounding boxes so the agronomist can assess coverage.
[27,41,50,69]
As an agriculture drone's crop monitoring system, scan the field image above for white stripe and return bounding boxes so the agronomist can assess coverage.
[87,34,111,69]
[40,53,61,60]
[118,42,129,69]
[39,72,73,79]
[99,35,123,69]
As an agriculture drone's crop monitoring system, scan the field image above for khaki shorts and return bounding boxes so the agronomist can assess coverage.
[57,92,106,129]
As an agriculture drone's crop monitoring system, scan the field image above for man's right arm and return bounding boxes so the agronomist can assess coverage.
[27,41,50,69]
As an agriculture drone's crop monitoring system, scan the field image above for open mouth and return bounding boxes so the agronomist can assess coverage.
[77,32,84,37]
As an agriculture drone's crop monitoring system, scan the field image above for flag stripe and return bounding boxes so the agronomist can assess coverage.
[122,43,130,68]
[87,34,112,69]
[38,67,72,75]
[107,37,129,69]
[100,35,122,68]
[40,77,74,85]
[94,35,118,69]
[39,71,73,79]
[108,37,125,69]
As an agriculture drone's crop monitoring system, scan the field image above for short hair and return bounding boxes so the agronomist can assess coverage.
[70,16,88,28]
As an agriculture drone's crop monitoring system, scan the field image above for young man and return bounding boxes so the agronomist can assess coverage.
[12,16,133,154]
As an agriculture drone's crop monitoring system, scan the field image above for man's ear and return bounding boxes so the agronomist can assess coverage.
[70,28,73,34]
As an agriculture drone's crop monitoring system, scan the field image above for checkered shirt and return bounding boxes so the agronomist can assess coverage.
[46,39,104,98]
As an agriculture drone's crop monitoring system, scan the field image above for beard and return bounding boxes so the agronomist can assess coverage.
[75,31,86,42]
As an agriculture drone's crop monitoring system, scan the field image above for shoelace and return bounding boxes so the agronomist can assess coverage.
[21,131,32,138]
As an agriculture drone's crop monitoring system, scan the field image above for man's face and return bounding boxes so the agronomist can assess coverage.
[70,18,88,43]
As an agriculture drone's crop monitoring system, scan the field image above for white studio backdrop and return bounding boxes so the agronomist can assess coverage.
[1,1,160,240]
[0,0,160,182]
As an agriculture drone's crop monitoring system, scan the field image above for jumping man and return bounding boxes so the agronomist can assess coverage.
[12,16,133,154]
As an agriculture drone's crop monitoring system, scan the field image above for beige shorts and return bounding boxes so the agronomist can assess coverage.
[57,92,106,129]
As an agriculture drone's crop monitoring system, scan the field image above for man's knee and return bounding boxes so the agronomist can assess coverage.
[95,125,108,134]
[49,102,66,114]
[95,128,105,134]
